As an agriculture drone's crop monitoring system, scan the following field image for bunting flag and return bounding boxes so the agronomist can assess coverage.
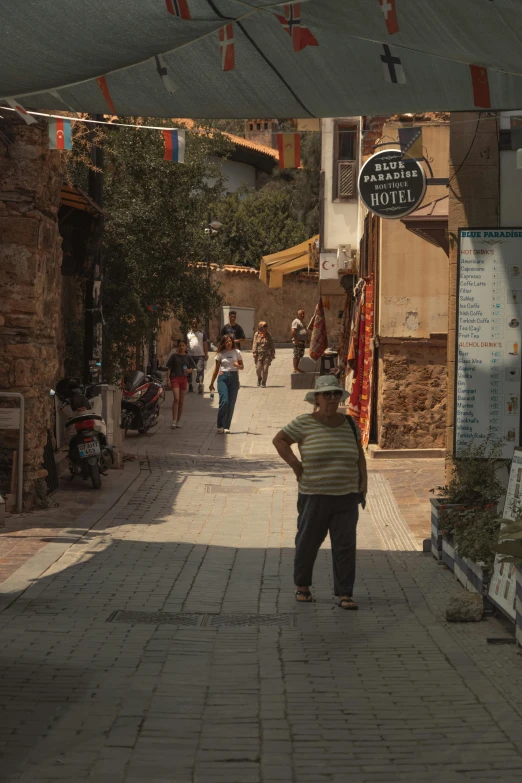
[275,3,319,52]
[219,24,235,71]
[470,64,491,108]
[277,132,301,169]
[165,0,191,19]
[381,44,406,83]
[398,126,423,159]
[155,54,178,95]
[308,298,328,361]
[163,128,185,162]
[96,75,116,113]
[48,117,72,150]
[379,0,399,35]
[5,98,37,125]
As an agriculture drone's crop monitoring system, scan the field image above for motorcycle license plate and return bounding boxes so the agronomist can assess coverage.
[78,441,101,458]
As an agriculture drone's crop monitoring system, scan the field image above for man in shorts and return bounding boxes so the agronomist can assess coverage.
[291,309,308,373]
[186,319,209,394]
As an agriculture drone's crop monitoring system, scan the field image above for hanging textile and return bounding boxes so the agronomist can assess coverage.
[347,277,374,446]
[308,297,328,360]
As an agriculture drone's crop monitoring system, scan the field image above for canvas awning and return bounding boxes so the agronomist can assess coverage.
[4,2,522,118]
[260,235,319,289]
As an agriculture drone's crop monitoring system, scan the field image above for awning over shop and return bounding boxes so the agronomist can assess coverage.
[4,2,522,117]
[260,235,319,289]
[400,196,449,256]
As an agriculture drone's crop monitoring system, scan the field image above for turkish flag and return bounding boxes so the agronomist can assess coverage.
[379,0,399,35]
[470,64,491,108]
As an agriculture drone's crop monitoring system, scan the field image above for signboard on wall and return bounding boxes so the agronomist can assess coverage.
[358,149,426,219]
[456,229,522,459]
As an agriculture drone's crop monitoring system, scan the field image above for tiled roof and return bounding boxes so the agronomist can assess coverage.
[172,119,279,160]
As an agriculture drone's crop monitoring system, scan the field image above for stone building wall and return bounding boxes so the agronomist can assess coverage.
[0,117,65,508]
[378,338,447,449]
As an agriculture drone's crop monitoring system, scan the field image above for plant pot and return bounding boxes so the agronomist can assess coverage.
[453,552,490,596]
[430,498,462,562]
[442,532,455,572]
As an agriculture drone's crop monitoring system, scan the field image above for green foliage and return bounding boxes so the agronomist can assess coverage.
[451,507,503,570]
[101,120,231,376]
[433,435,505,507]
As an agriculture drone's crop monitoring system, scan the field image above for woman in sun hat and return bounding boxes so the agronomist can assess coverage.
[272,374,367,609]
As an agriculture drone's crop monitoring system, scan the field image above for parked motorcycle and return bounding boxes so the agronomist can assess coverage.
[121,370,164,435]
[53,378,114,489]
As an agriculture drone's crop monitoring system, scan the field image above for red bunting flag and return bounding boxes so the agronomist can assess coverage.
[5,98,37,125]
[165,0,191,19]
[275,3,318,52]
[277,133,301,169]
[470,64,491,108]
[219,24,235,71]
[379,0,399,34]
[96,75,116,113]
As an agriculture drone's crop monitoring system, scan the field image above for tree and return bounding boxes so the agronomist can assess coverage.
[101,121,232,375]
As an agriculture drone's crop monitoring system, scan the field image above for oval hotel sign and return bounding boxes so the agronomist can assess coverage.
[358,149,426,219]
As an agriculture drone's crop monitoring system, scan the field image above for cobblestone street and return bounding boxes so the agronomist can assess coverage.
[2,351,522,782]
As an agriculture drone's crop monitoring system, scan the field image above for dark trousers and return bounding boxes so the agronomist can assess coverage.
[294,493,358,597]
[217,371,239,429]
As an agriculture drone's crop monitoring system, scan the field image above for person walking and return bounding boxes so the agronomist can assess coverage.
[291,309,308,373]
[209,334,244,434]
[221,310,245,348]
[186,319,209,394]
[252,321,275,388]
[272,375,367,609]
[166,340,196,429]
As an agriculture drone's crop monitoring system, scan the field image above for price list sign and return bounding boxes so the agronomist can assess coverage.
[456,229,522,458]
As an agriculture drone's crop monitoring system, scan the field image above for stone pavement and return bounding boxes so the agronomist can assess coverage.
[1,350,522,782]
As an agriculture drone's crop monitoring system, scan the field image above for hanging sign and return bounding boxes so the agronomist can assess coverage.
[358,148,426,219]
[455,229,522,459]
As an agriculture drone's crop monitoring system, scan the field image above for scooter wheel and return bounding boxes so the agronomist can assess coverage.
[88,463,102,489]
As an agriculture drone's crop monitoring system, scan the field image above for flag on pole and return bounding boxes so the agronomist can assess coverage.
[165,0,191,19]
[379,0,399,34]
[277,133,301,169]
[219,24,235,71]
[155,54,178,95]
[470,64,491,108]
[96,75,116,113]
[398,126,423,159]
[163,129,185,162]
[48,117,72,150]
[5,98,37,125]
[381,44,406,83]
[275,4,319,52]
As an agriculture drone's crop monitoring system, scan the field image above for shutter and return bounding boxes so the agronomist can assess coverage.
[338,161,356,198]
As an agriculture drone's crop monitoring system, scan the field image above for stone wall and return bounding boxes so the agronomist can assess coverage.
[0,117,64,508]
[157,269,342,362]
[378,338,447,449]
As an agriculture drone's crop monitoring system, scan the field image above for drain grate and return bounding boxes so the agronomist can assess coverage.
[107,611,295,628]
[207,614,295,628]
[206,485,257,494]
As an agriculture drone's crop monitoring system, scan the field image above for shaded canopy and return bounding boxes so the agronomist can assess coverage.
[260,234,319,289]
[3,1,522,117]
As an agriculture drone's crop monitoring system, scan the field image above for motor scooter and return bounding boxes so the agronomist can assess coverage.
[121,370,164,435]
[53,378,114,489]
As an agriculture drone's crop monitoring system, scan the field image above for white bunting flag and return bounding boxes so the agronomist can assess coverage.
[380,44,406,84]
[5,97,37,124]
[155,54,178,96]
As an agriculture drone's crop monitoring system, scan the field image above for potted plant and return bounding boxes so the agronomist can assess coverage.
[431,437,506,590]
[493,520,522,645]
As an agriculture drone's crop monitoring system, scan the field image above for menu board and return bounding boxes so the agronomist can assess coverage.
[456,229,522,459]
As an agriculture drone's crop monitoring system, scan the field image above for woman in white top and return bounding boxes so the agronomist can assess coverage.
[209,334,244,433]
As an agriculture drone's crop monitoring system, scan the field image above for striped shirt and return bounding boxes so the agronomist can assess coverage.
[282,414,360,496]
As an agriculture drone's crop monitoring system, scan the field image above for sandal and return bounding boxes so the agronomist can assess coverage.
[295,589,313,603]
[338,596,358,610]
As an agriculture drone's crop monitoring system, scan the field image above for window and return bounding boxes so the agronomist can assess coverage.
[249,123,253,131]
[256,123,261,130]
[333,121,358,200]
[264,123,268,130]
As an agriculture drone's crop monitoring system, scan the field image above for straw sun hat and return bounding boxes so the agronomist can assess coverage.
[304,374,349,404]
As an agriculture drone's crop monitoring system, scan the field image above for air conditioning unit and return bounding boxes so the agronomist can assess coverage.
[338,161,356,199]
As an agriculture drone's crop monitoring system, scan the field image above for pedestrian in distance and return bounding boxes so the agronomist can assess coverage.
[166,340,196,429]
[209,334,244,434]
[221,310,245,348]
[186,318,209,394]
[272,375,368,610]
[252,321,275,388]
[291,309,308,373]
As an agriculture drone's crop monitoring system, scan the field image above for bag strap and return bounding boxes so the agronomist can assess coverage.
[345,414,359,444]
